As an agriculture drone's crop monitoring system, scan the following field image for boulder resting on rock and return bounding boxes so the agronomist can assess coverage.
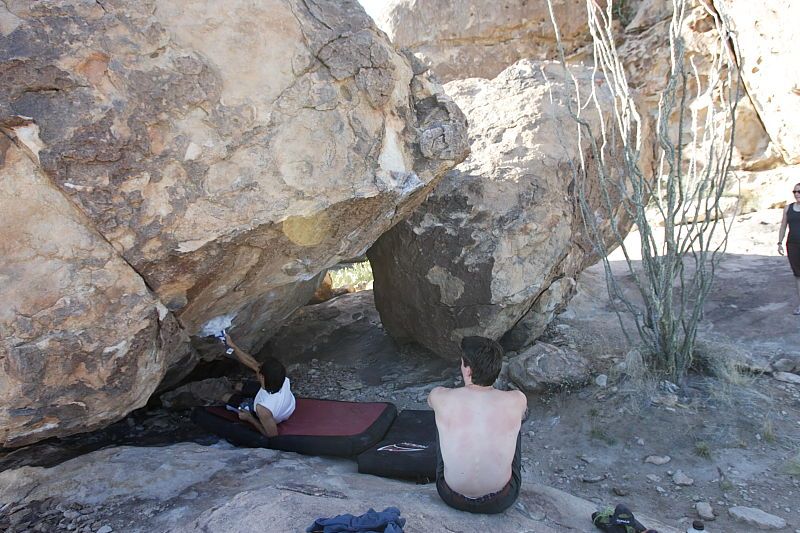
[369,60,632,358]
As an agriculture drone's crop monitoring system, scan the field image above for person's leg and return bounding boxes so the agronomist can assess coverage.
[786,243,800,313]
[795,277,800,311]
[225,392,244,406]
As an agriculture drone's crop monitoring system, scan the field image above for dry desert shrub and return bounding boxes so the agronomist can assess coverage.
[546,0,741,383]
[329,261,374,291]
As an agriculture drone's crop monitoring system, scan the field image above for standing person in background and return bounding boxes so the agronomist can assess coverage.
[777,183,800,315]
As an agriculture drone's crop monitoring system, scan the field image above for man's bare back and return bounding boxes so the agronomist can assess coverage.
[429,382,526,498]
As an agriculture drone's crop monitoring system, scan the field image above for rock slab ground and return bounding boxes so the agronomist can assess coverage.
[0,442,678,533]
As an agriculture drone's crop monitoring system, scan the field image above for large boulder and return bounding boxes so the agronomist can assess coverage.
[500,277,576,352]
[713,0,800,165]
[615,0,796,224]
[375,0,591,83]
[619,0,779,172]
[0,0,467,446]
[379,0,787,207]
[380,0,792,168]
[0,139,187,448]
[368,60,630,358]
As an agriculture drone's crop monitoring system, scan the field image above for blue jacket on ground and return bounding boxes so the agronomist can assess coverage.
[306,507,405,533]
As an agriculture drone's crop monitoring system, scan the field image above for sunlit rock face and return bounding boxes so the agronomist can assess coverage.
[619,0,773,168]
[0,0,467,446]
[0,139,183,448]
[369,60,630,359]
[375,0,590,83]
[618,0,791,208]
[379,0,789,203]
[712,0,800,165]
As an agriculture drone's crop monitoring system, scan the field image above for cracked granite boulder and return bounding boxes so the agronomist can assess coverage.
[378,0,792,215]
[0,0,467,446]
[369,60,633,359]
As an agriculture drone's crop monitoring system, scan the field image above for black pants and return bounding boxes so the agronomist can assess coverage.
[435,432,521,514]
[787,242,800,277]
[226,381,261,403]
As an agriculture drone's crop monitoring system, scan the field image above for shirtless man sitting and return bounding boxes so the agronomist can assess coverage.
[427,336,527,514]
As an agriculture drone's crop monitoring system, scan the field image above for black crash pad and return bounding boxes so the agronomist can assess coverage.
[356,409,437,483]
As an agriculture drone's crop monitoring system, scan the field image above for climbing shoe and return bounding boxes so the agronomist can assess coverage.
[591,503,649,533]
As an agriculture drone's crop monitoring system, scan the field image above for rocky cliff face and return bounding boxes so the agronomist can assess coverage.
[368,60,628,358]
[376,0,591,83]
[378,0,794,173]
[712,0,800,165]
[619,0,777,170]
[370,0,800,357]
[0,0,467,447]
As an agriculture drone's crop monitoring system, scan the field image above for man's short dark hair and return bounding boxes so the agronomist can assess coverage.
[460,336,503,386]
[259,356,286,393]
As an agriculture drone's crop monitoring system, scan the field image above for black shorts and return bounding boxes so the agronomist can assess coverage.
[435,432,521,514]
[787,242,800,277]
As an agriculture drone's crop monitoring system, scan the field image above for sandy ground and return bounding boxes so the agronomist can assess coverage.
[536,208,800,532]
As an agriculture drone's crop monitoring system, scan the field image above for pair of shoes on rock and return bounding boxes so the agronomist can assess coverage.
[592,504,658,533]
[793,305,800,315]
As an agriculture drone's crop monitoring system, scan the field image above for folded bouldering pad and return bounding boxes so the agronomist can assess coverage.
[356,409,437,483]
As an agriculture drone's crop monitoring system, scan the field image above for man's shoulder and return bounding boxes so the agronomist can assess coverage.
[427,385,454,404]
[492,388,527,410]
[504,388,526,401]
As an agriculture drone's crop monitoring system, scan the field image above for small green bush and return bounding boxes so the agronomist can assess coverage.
[590,426,617,446]
[787,453,800,476]
[694,440,711,459]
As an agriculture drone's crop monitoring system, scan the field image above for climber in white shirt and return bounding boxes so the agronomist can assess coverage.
[224,332,296,437]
